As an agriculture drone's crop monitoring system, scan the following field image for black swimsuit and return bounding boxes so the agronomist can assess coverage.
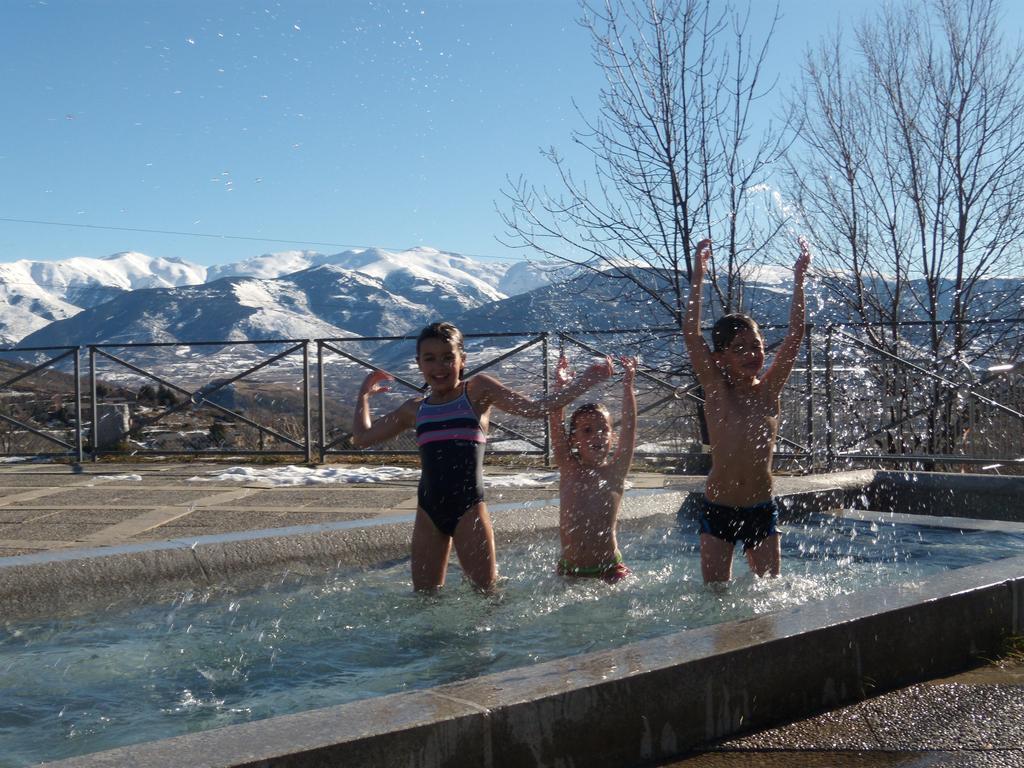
[415,385,487,536]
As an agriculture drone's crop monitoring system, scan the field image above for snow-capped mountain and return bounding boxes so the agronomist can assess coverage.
[0,246,551,345]
[17,261,526,347]
[0,252,207,343]
[17,277,344,347]
[205,245,548,301]
[11,244,1017,352]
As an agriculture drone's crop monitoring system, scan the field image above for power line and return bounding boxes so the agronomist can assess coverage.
[0,216,376,251]
[0,216,504,262]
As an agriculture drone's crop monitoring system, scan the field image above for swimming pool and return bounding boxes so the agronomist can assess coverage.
[3,511,1022,766]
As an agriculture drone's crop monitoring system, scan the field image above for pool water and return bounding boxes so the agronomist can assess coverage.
[1,514,1022,766]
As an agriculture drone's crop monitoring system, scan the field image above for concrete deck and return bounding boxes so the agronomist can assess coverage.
[0,461,1020,768]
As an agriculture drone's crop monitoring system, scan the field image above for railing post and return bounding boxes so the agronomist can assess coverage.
[74,347,83,463]
[303,340,312,464]
[804,323,814,472]
[317,340,326,463]
[89,346,98,461]
[542,333,551,466]
[824,327,835,470]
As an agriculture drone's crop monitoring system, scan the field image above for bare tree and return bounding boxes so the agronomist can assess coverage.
[787,0,1024,457]
[500,0,789,328]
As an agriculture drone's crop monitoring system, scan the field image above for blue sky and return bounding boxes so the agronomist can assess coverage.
[2,0,1022,267]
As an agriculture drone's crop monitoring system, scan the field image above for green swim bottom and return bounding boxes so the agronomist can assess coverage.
[557,551,631,583]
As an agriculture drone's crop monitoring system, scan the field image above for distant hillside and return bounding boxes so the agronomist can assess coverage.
[7,247,1021,355]
[0,246,552,346]
[0,252,206,344]
[19,262,510,347]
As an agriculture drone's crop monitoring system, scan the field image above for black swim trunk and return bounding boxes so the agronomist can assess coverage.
[697,496,779,551]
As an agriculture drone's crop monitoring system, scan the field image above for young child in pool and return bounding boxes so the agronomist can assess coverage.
[351,321,613,593]
[549,352,637,584]
[683,237,810,583]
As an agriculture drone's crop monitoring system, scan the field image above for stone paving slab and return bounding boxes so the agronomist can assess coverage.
[1,488,212,507]
[722,684,1024,751]
[0,507,153,524]
[661,669,1024,767]
[0,521,121,541]
[147,508,386,536]
[662,750,1024,766]
[0,474,99,487]
[0,541,65,557]
[0,486,89,507]
[0,512,142,536]
[235,488,418,508]
[0,508,52,523]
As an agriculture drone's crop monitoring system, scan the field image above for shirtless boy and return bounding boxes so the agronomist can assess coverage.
[682,237,810,582]
[549,354,637,583]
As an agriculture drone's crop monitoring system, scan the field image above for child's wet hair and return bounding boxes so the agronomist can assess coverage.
[416,321,466,379]
[568,402,612,441]
[712,313,760,352]
[416,321,464,355]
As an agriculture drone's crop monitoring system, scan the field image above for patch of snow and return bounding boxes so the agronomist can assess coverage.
[486,439,543,453]
[636,442,686,454]
[187,464,420,485]
[186,464,563,489]
[484,471,559,487]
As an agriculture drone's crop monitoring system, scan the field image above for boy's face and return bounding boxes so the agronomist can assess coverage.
[417,337,463,393]
[715,327,765,383]
[571,410,613,466]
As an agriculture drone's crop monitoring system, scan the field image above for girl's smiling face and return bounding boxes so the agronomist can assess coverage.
[417,336,464,395]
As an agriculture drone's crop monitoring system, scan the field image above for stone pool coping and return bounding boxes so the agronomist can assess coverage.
[6,469,1023,767]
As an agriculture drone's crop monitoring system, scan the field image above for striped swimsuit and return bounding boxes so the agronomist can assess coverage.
[415,384,487,536]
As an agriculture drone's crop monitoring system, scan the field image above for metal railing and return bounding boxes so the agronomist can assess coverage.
[0,319,1019,471]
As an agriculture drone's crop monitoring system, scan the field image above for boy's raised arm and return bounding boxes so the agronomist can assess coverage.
[763,237,811,396]
[683,239,717,383]
[612,356,637,472]
[547,353,573,465]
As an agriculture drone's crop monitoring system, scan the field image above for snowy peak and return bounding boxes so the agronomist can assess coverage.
[0,245,555,346]
[206,245,547,301]
[93,251,208,289]
[17,254,524,348]
[205,250,322,281]
[0,252,209,345]
[498,260,561,296]
[31,251,205,294]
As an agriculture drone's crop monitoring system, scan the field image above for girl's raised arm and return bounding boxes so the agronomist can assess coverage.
[472,356,614,419]
[350,369,418,448]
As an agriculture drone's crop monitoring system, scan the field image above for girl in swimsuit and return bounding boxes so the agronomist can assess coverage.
[351,322,613,592]
[550,353,637,584]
